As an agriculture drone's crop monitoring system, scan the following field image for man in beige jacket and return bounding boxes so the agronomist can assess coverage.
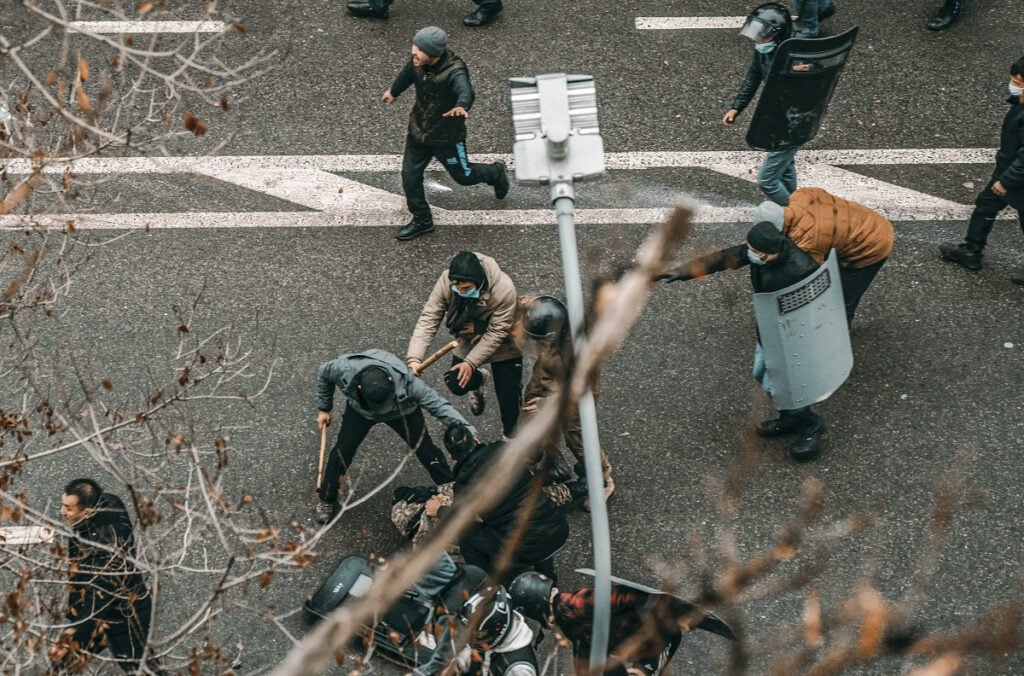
[408,251,523,438]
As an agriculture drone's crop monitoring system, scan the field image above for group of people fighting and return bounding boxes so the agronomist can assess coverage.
[45,3,1024,675]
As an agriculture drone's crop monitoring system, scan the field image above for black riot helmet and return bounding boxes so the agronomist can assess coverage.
[522,296,569,343]
[740,3,793,43]
[458,586,513,647]
[508,572,555,627]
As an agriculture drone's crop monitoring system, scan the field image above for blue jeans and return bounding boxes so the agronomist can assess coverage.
[757,147,799,206]
[792,0,827,36]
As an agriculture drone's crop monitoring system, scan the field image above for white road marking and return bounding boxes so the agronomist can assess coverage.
[67,21,227,34]
[0,149,1001,228]
[636,16,747,30]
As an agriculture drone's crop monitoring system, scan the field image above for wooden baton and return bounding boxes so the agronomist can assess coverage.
[315,424,327,491]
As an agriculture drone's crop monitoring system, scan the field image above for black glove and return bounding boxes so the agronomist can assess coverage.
[655,269,692,283]
[567,480,589,502]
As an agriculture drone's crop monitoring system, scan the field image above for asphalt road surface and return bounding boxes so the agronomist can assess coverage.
[5,0,1024,673]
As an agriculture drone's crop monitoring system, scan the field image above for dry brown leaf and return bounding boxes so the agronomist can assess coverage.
[77,57,90,81]
[258,570,274,588]
[909,654,962,676]
[183,112,207,136]
[75,82,90,112]
[46,71,57,85]
[137,1,154,16]
[855,586,887,658]
[803,588,823,647]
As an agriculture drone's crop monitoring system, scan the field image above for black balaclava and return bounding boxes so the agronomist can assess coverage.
[446,252,488,336]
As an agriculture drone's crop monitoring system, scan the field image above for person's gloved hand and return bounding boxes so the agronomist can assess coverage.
[655,269,692,283]
[568,480,589,503]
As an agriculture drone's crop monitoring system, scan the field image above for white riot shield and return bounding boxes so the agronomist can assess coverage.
[752,250,852,410]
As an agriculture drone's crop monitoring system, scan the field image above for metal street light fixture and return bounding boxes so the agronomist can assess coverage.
[509,72,611,670]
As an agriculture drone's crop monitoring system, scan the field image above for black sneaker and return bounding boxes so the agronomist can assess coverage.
[493,161,510,199]
[315,500,337,524]
[939,242,982,270]
[396,219,435,241]
[790,424,826,462]
[468,369,488,415]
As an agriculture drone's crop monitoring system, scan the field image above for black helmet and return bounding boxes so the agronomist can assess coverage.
[443,423,477,463]
[459,586,513,647]
[508,572,555,626]
[740,3,792,43]
[523,296,568,342]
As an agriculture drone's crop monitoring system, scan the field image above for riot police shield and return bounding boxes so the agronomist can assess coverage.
[745,26,859,151]
[752,250,852,410]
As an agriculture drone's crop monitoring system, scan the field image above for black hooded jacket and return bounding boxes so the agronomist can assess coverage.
[995,95,1024,193]
[66,493,148,627]
[453,442,568,562]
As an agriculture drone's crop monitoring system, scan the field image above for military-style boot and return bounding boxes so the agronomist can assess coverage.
[789,409,826,462]
[926,0,962,31]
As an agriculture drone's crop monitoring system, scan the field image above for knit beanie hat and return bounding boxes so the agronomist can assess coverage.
[752,200,785,230]
[746,221,787,254]
[448,251,487,288]
[413,26,448,58]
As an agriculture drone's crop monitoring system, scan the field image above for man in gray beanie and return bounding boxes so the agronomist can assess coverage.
[379,27,510,240]
[348,0,503,28]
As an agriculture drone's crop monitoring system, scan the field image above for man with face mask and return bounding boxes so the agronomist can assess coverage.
[657,223,828,461]
[381,27,510,241]
[723,3,803,206]
[408,252,523,439]
[939,57,1024,283]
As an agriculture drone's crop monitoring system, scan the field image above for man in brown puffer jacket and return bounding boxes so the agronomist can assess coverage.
[753,187,894,323]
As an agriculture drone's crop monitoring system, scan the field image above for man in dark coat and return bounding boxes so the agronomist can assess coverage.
[659,223,827,461]
[49,479,158,673]
[381,27,510,241]
[425,424,568,584]
[940,56,1024,283]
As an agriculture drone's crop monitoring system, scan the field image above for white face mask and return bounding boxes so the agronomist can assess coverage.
[747,249,769,265]
[1009,81,1024,97]
[754,41,776,54]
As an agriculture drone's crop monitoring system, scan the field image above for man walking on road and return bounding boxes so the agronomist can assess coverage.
[382,27,510,241]
[49,479,160,673]
[315,349,478,524]
[940,56,1024,283]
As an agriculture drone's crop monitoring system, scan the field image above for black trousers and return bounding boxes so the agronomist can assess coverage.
[319,405,453,503]
[839,258,887,323]
[447,355,522,437]
[58,595,155,673]
[965,178,1024,251]
[401,134,504,224]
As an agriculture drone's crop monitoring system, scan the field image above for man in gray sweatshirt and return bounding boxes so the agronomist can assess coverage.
[315,349,478,523]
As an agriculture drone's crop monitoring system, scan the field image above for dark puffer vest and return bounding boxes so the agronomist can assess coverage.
[409,50,469,145]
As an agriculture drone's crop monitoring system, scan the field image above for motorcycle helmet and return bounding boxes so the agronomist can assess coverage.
[522,296,569,342]
[459,586,513,647]
[508,572,555,627]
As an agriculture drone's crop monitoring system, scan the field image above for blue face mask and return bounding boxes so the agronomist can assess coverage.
[747,249,768,265]
[754,41,776,54]
[1009,81,1024,97]
[451,285,480,299]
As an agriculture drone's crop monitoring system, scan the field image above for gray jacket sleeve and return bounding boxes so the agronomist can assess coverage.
[408,377,479,439]
[316,362,337,412]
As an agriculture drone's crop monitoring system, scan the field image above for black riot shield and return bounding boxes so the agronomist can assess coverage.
[745,26,859,151]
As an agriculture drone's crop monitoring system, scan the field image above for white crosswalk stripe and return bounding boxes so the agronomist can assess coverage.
[0,149,1002,229]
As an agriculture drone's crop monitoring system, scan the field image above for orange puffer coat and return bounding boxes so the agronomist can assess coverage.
[783,188,894,269]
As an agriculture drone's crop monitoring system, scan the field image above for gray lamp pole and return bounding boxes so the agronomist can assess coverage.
[509,73,610,670]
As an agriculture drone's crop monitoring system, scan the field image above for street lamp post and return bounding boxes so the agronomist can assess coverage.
[509,73,610,670]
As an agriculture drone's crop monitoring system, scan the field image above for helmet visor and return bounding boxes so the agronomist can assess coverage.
[740,16,775,41]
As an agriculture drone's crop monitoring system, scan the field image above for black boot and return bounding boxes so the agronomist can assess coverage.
[758,409,803,437]
[464,3,502,26]
[789,410,825,462]
[938,241,982,270]
[396,219,435,241]
[926,0,961,31]
[347,1,389,18]
[1011,270,1024,286]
